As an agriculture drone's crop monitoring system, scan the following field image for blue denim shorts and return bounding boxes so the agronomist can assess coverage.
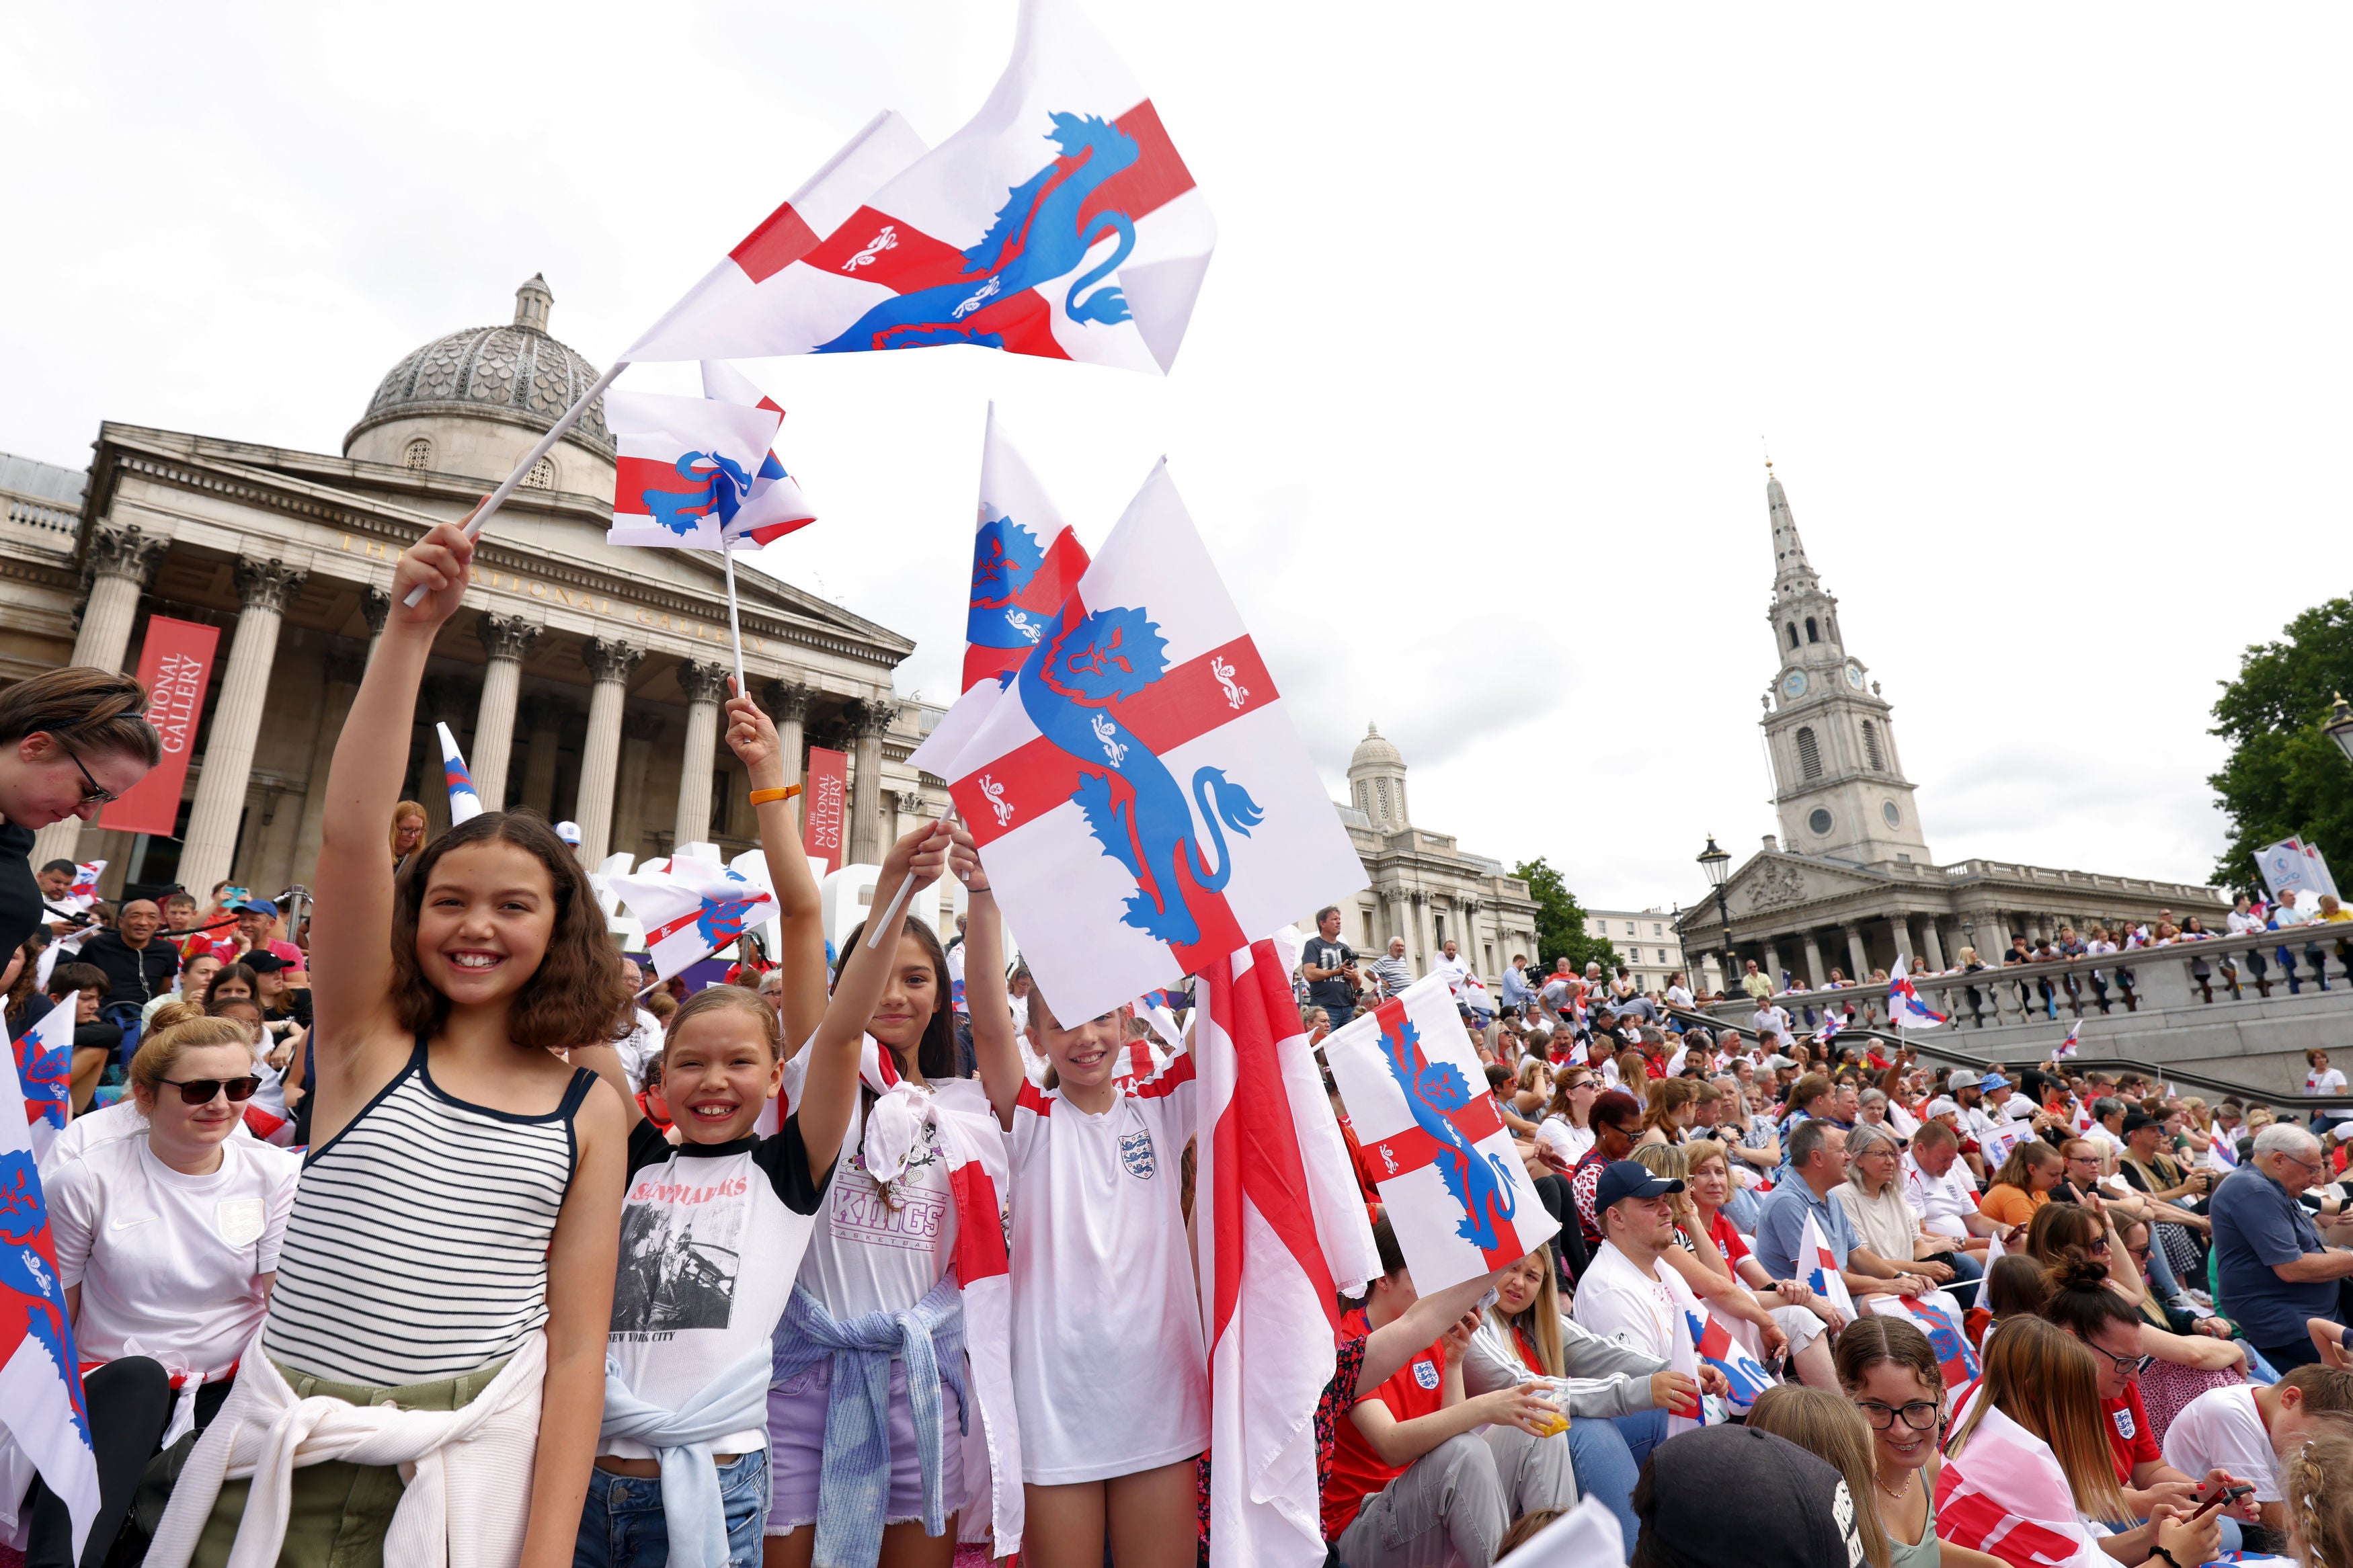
[575,1448,769,1568]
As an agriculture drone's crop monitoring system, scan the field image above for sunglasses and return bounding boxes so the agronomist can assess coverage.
[157,1076,262,1106]
[63,746,118,809]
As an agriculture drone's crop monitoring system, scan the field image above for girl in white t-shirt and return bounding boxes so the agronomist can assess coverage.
[1533,1067,1597,1173]
[40,1016,298,1563]
[961,867,1200,1568]
[2307,1050,2347,1098]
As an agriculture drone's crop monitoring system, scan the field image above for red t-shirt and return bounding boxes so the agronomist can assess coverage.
[2104,1383,2161,1483]
[1323,1307,1447,1541]
[1708,1208,1752,1269]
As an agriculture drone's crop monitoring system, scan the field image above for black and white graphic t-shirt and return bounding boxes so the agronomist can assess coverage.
[604,1118,832,1460]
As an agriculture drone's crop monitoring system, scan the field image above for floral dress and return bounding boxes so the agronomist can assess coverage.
[1198,1333,1368,1565]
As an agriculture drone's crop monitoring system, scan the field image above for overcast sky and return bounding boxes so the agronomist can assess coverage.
[7,3,2352,914]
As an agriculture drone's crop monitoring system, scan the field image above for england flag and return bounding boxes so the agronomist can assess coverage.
[2052,1018,2081,1061]
[61,864,103,913]
[1864,1293,1981,1393]
[942,461,1365,1024]
[611,857,778,981]
[437,723,481,824]
[1682,1303,1776,1413]
[696,360,817,548]
[10,1000,72,1165]
[623,0,1214,374]
[1800,1211,1858,1319]
[604,389,785,552]
[1888,956,1947,1030]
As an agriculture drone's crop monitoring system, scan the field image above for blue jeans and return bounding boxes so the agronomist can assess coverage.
[1566,1417,1640,1562]
[575,1450,769,1568]
[1609,1407,1668,1470]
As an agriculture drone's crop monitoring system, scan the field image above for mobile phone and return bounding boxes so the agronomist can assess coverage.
[2188,1483,2254,1520]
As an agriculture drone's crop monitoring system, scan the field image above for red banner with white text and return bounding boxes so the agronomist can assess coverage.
[803,746,848,874]
[100,616,218,837]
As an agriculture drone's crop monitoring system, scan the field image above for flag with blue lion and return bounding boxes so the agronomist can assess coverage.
[610,856,779,982]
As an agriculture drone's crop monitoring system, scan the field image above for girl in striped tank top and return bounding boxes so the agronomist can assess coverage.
[152,516,633,1568]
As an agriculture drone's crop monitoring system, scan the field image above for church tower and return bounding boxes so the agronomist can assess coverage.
[1757,468,1933,866]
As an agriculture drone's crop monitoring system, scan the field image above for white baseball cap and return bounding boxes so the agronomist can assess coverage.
[554,821,582,846]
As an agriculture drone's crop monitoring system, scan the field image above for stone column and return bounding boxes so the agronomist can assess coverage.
[518,694,567,818]
[573,638,643,864]
[360,587,392,661]
[610,711,663,864]
[847,697,889,868]
[1762,939,1784,989]
[764,681,812,792]
[286,654,366,886]
[1892,916,1917,965]
[1800,931,1827,991]
[467,613,539,813]
[672,660,729,852]
[177,558,308,898]
[1844,925,1870,980]
[32,526,174,866]
[1922,918,1948,971]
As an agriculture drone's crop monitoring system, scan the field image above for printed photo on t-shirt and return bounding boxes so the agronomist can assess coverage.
[612,1175,750,1337]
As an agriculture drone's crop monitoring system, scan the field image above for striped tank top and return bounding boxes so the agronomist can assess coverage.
[262,1034,595,1386]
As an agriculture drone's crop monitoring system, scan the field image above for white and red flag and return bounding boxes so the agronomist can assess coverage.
[624,0,1213,374]
[610,856,777,981]
[1799,1211,1858,1321]
[436,723,482,825]
[906,407,1092,782]
[61,864,102,913]
[1888,956,1948,1030]
[1863,1293,1981,1393]
[2052,1018,2081,1062]
[1195,934,1382,1568]
[10,1000,71,1165]
[604,389,785,552]
[1935,1403,2112,1568]
[1320,973,1556,1289]
[943,461,1365,1025]
[696,360,817,548]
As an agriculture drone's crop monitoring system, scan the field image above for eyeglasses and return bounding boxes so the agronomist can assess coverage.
[1853,1399,1940,1431]
[157,1076,262,1106]
[2089,1342,2155,1379]
[63,746,117,808]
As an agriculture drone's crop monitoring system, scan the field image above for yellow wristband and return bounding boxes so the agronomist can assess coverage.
[748,785,801,806]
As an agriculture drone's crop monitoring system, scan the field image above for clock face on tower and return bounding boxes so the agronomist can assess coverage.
[1782,670,1807,700]
[1845,662,1864,690]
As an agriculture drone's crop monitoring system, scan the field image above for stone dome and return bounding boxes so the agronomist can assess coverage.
[1350,720,1404,772]
[344,276,614,460]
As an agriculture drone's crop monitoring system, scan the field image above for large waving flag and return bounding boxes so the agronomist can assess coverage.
[1682,1303,1776,1414]
[0,1008,98,1558]
[625,0,1213,375]
[1321,973,1556,1290]
[906,407,1093,782]
[1888,956,1947,1030]
[11,999,72,1164]
[2052,1018,2081,1062]
[1195,934,1382,1568]
[1864,1292,1981,1393]
[1800,1211,1858,1320]
[697,361,817,547]
[611,856,779,981]
[604,390,786,552]
[436,723,482,825]
[942,461,1365,1024]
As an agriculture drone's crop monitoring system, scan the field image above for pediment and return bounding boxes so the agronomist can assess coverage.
[1719,852,1888,918]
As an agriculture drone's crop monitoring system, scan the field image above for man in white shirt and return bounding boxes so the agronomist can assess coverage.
[2161,1366,2353,1540]
[1901,1121,2003,1253]
[1570,1160,1729,1465]
[1435,939,1472,1003]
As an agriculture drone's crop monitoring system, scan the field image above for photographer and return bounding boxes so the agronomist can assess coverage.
[1302,904,1366,1028]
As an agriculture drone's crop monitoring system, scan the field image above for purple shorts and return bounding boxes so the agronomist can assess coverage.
[766,1356,967,1536]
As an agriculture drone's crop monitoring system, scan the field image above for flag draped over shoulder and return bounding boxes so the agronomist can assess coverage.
[625,0,1213,374]
[942,461,1364,1024]
[1195,935,1381,1568]
[1320,975,1556,1290]
[609,856,778,981]
[436,723,481,824]
[1934,1404,2110,1568]
[604,390,785,552]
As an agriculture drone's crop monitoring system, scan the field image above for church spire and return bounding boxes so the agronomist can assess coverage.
[1766,462,1818,595]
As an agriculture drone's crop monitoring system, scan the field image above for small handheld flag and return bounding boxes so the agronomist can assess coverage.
[437,723,482,824]
[1864,1292,1981,1391]
[2052,1019,2081,1062]
[1813,1014,1845,1047]
[697,361,815,548]
[1682,1305,1776,1413]
[10,999,72,1163]
[1799,1211,1857,1320]
[61,864,103,912]
[1888,957,1947,1030]
[611,856,779,982]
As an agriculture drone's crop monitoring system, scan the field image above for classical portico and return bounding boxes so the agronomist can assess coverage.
[6,278,950,902]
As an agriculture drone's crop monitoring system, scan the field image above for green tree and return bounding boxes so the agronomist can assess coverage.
[2207,597,2353,892]
[1511,856,1618,973]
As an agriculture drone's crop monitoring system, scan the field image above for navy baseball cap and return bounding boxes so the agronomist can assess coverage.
[1594,1159,1682,1210]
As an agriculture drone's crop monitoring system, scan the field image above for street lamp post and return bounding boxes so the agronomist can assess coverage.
[2325,693,2353,770]
[1698,835,1732,1001]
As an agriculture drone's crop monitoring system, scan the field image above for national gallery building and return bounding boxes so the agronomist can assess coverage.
[0,277,953,907]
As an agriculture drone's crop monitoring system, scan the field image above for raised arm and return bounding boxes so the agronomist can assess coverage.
[308,512,478,1134]
[722,685,828,1048]
[793,822,949,1175]
[953,828,1023,1126]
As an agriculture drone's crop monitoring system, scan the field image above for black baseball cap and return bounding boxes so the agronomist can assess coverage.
[2120,1110,2163,1137]
[1594,1159,1682,1210]
[1635,1425,1866,1567]
[241,951,286,975]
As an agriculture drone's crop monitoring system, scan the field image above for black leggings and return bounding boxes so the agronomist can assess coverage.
[26,1357,233,1568]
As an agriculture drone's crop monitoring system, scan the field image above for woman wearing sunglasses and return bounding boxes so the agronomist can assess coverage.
[0,668,161,962]
[36,1016,298,1565]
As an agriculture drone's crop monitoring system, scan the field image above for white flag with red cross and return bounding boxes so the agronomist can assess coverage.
[623,0,1213,374]
[604,390,785,552]
[942,460,1365,1026]
[1320,973,1558,1292]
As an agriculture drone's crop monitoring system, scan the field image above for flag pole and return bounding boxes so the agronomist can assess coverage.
[865,809,960,950]
[719,538,750,699]
[401,360,629,608]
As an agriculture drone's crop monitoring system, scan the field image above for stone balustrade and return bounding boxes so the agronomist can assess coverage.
[1,487,79,552]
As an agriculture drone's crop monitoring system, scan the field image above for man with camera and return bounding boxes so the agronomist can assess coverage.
[1302,904,1367,1029]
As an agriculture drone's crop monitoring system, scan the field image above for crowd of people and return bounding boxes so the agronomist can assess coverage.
[0,520,2348,1568]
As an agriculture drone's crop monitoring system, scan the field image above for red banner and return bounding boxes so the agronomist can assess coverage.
[803,747,848,875]
[102,616,219,838]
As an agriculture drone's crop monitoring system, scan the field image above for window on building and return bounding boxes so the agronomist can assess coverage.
[1804,616,1819,643]
[1652,923,1663,936]
[1808,807,1834,835]
[1375,778,1391,821]
[521,456,557,491]
[1862,720,1884,771]
[403,438,433,470]
[1796,726,1823,780]
[1434,913,1445,945]
[1363,911,1375,946]
[1625,921,1637,936]
[1786,622,1800,650]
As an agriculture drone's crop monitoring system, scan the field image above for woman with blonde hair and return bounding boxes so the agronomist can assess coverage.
[1978,1137,2064,1231]
[1743,1385,1894,1568]
[2283,1422,2353,1568]
[387,800,427,869]
[1831,1315,2008,1568]
[1676,1138,1839,1388]
[1510,1057,1552,1121]
[1938,1317,2216,1567]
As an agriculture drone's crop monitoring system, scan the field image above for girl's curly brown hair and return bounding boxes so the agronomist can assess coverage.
[388,811,632,1052]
